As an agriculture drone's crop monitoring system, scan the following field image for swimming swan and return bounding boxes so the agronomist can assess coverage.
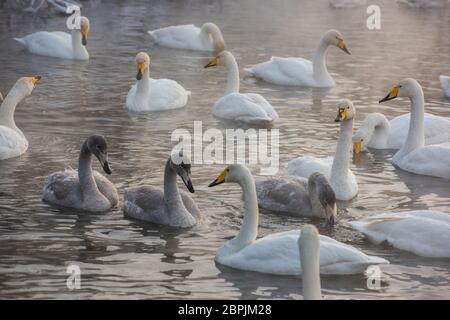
[0,76,40,161]
[379,78,450,179]
[15,16,90,60]
[148,22,225,53]
[123,153,201,228]
[440,75,450,98]
[285,100,358,200]
[352,112,450,153]
[204,51,278,126]
[42,135,119,212]
[299,225,322,300]
[349,210,450,258]
[255,173,337,225]
[244,29,350,87]
[208,164,388,275]
[126,52,190,112]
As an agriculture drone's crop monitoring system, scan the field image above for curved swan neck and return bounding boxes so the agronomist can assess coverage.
[71,29,88,59]
[163,159,185,208]
[233,173,259,249]
[200,23,225,52]
[361,113,390,146]
[299,231,322,300]
[331,118,353,182]
[224,55,240,95]
[398,90,425,157]
[0,84,27,130]
[312,38,332,84]
[136,67,150,95]
[78,141,99,195]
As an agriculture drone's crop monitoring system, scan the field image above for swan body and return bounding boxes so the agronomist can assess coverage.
[0,76,40,160]
[244,30,350,87]
[285,100,358,200]
[380,78,450,179]
[299,225,322,300]
[42,135,119,212]
[349,210,450,258]
[148,22,225,53]
[208,164,388,275]
[124,154,200,228]
[440,75,450,98]
[255,173,337,224]
[14,16,90,60]
[126,52,190,112]
[353,112,450,151]
[205,51,278,125]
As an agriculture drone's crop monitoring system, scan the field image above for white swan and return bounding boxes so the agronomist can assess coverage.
[352,112,450,153]
[379,78,450,179]
[148,22,225,53]
[204,51,278,126]
[255,173,337,225]
[126,52,190,112]
[124,153,201,228]
[0,76,40,161]
[299,225,322,300]
[208,164,388,275]
[14,16,90,60]
[43,135,119,212]
[244,29,350,87]
[349,210,450,258]
[440,75,450,98]
[285,100,358,200]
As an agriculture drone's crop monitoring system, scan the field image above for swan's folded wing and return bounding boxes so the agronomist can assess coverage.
[213,93,275,122]
[180,190,201,220]
[42,169,79,203]
[148,78,189,110]
[123,186,168,224]
[284,156,332,178]
[398,143,450,179]
[243,93,278,120]
[16,31,72,57]
[148,24,207,50]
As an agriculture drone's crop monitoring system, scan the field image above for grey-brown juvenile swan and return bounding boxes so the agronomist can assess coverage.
[42,135,119,212]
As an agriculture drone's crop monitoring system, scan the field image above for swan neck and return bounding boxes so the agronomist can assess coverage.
[331,119,353,182]
[78,142,99,195]
[163,159,184,209]
[136,67,150,94]
[233,174,259,249]
[71,29,88,59]
[300,236,322,300]
[312,39,331,83]
[0,85,26,129]
[225,57,240,95]
[401,91,425,155]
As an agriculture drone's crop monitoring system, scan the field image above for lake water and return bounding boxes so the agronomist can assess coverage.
[0,0,449,299]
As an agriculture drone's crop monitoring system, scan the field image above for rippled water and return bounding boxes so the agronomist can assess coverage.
[0,0,449,299]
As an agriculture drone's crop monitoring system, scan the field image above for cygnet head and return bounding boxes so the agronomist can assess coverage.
[14,76,41,98]
[86,135,111,175]
[204,50,235,69]
[335,99,356,122]
[379,78,423,103]
[135,52,150,80]
[170,150,195,193]
[79,16,90,46]
[323,29,351,55]
[208,164,250,187]
[201,22,226,53]
[308,172,337,226]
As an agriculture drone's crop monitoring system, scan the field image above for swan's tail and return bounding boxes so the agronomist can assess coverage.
[243,67,255,76]
[147,30,157,41]
[14,37,26,46]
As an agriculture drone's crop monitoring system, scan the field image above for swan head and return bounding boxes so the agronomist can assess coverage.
[308,172,337,226]
[170,150,194,193]
[86,135,111,175]
[201,22,226,53]
[135,52,150,80]
[79,16,90,46]
[208,164,250,187]
[379,78,422,103]
[324,29,350,55]
[335,99,355,122]
[15,75,41,97]
[204,50,234,68]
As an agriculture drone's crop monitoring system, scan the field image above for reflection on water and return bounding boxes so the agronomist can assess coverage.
[0,0,449,299]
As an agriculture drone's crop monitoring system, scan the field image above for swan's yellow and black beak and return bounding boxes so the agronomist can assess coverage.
[353,141,362,154]
[208,168,227,187]
[379,86,399,103]
[81,29,88,46]
[204,56,218,68]
[335,107,347,122]
[136,62,145,80]
[29,75,41,85]
[337,38,351,55]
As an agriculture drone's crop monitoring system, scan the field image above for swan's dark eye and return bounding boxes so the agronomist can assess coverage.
[399,85,402,88]
[226,168,230,172]
[347,106,349,109]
